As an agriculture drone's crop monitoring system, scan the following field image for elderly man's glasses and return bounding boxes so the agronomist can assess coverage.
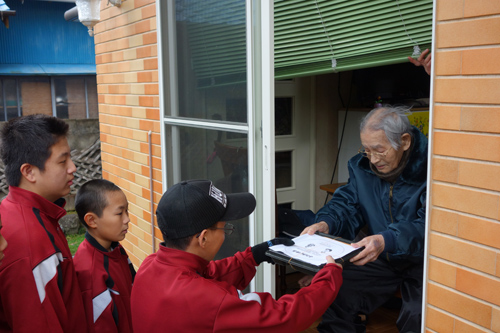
[196,223,235,238]
[358,146,393,159]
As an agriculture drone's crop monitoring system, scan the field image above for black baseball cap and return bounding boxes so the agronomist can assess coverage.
[156,180,256,239]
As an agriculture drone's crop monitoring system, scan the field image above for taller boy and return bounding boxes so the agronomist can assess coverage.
[0,115,87,332]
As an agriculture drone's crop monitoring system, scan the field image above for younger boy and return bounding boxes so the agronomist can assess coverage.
[131,179,344,332]
[73,179,136,333]
[0,114,87,332]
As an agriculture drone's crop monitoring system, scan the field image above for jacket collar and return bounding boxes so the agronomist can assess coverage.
[85,231,122,257]
[357,126,428,185]
[155,243,209,275]
[6,186,67,220]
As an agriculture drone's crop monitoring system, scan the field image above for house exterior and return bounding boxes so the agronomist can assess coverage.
[93,0,500,330]
[0,0,98,121]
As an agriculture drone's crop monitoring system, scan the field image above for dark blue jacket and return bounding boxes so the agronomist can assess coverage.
[316,126,427,264]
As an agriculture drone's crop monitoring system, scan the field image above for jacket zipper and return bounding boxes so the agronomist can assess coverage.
[388,183,394,224]
[386,183,394,261]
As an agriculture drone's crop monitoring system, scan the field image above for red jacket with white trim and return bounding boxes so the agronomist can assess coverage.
[74,233,136,333]
[131,244,343,333]
[0,186,87,332]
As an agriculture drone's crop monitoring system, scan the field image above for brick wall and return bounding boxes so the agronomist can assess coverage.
[20,81,52,116]
[94,0,162,268]
[426,1,500,331]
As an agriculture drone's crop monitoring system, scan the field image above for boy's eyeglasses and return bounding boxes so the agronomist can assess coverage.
[196,223,235,238]
[358,146,393,159]
[210,223,235,236]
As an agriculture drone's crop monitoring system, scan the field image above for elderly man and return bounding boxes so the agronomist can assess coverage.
[302,105,427,332]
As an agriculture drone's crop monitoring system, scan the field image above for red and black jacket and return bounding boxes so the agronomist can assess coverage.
[0,186,87,332]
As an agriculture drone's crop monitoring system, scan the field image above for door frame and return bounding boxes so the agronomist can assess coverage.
[275,77,316,211]
[156,0,276,294]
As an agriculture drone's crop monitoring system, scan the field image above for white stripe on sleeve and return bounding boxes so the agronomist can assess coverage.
[32,252,64,303]
[93,289,113,323]
[237,290,262,305]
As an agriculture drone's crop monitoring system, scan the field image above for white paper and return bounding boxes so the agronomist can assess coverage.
[269,234,359,266]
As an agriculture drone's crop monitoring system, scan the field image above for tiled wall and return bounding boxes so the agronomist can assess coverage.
[94,0,162,268]
[426,1,500,331]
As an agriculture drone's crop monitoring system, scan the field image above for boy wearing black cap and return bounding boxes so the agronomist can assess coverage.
[131,179,343,332]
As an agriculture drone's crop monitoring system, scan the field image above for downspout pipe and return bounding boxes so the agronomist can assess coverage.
[148,130,156,253]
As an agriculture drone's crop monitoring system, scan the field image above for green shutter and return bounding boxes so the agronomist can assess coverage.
[275,0,433,79]
[179,0,433,88]
[177,0,247,88]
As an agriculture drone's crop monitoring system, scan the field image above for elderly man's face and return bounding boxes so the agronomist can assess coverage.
[360,129,411,174]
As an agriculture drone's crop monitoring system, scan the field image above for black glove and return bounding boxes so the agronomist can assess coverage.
[251,238,295,265]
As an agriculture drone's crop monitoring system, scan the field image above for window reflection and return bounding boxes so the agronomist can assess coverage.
[170,0,249,262]
[54,77,86,119]
[165,125,249,259]
[174,0,247,121]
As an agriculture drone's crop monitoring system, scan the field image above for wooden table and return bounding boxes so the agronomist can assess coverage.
[319,182,347,194]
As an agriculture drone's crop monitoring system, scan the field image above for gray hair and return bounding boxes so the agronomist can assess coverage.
[360,105,413,149]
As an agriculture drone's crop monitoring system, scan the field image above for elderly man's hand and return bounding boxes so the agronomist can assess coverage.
[300,221,329,235]
[349,234,385,266]
[408,48,432,75]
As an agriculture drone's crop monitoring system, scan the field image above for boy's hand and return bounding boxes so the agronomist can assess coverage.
[326,255,343,268]
[251,238,294,265]
[299,255,342,288]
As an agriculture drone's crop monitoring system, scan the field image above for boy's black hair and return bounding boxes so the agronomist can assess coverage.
[75,179,122,229]
[162,222,218,251]
[0,114,69,187]
[163,235,195,251]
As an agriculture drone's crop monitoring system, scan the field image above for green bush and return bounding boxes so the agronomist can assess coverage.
[66,232,86,257]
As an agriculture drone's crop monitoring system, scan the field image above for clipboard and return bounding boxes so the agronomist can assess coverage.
[265,232,364,275]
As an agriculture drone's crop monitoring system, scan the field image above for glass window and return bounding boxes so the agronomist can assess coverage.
[54,78,68,119]
[173,0,247,122]
[4,79,18,120]
[225,98,247,139]
[19,77,51,116]
[165,125,249,259]
[275,150,292,189]
[1,75,97,120]
[86,77,99,118]
[54,77,87,119]
[275,97,293,136]
[167,0,249,262]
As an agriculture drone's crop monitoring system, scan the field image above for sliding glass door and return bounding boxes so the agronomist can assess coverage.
[158,0,275,292]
